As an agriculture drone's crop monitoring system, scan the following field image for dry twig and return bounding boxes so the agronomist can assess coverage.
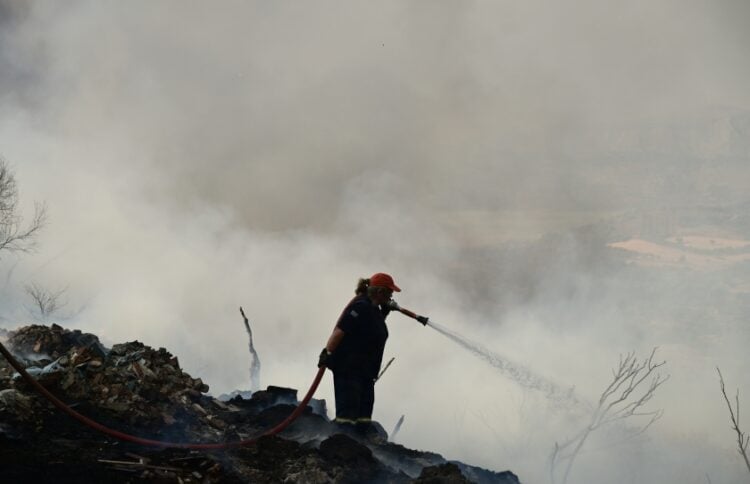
[239,306,261,392]
[717,367,750,475]
[551,348,669,484]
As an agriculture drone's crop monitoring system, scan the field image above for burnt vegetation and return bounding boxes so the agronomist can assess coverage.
[0,324,518,483]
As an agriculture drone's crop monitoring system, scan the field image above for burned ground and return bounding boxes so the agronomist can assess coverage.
[0,324,519,483]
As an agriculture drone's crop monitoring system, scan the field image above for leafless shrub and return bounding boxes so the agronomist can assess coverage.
[25,282,69,322]
[0,157,47,258]
[716,367,750,475]
[550,348,669,484]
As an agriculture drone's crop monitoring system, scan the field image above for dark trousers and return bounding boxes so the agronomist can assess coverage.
[333,372,375,422]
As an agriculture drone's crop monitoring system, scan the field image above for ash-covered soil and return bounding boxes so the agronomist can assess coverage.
[0,324,519,483]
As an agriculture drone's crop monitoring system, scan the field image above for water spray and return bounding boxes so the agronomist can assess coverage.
[391,301,582,410]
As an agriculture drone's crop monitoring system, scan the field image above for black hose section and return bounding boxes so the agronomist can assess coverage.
[397,307,429,325]
[0,340,325,449]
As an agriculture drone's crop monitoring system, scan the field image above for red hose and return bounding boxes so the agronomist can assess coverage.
[0,341,325,449]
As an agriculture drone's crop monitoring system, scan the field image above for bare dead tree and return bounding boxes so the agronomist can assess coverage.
[391,415,405,442]
[717,367,750,475]
[239,306,261,392]
[24,282,69,322]
[550,348,669,484]
[0,158,47,258]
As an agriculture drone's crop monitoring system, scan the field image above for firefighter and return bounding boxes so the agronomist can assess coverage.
[318,273,400,434]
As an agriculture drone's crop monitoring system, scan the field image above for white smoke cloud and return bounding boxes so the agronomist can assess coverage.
[1,1,750,482]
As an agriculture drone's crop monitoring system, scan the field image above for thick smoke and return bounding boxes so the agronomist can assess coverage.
[1,1,750,483]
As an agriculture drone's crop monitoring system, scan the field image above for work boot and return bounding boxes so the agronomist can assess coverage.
[332,418,358,438]
[355,420,388,444]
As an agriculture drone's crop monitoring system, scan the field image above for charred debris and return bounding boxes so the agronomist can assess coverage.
[0,324,518,483]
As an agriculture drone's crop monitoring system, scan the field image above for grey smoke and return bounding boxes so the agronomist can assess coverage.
[0,1,749,483]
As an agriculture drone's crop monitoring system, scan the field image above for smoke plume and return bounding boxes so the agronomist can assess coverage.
[1,1,749,482]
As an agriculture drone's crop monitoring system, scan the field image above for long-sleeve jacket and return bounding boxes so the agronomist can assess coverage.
[328,294,390,379]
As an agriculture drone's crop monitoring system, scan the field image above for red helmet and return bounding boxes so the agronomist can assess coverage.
[369,273,401,292]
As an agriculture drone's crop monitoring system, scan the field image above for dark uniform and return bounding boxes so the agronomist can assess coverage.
[327,294,390,423]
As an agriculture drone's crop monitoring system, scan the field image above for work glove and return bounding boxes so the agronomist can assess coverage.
[382,299,400,317]
[318,348,332,368]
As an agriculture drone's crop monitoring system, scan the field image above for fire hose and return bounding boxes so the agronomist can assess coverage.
[0,340,324,449]
[0,306,427,449]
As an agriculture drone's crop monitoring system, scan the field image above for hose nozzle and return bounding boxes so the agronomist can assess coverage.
[388,300,429,326]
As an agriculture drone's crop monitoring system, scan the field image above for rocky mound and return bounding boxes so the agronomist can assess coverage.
[0,324,519,483]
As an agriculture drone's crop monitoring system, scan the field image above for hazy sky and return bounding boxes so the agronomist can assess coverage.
[2,2,750,482]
